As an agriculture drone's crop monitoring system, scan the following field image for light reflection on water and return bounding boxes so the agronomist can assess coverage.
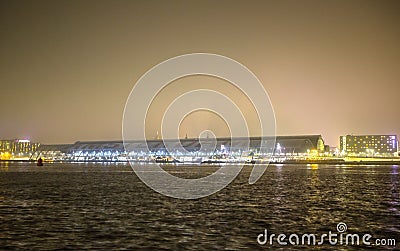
[0,162,399,250]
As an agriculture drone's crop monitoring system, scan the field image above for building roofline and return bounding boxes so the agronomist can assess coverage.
[74,135,323,145]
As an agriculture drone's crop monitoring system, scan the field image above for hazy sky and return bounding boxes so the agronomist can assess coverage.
[1,0,399,146]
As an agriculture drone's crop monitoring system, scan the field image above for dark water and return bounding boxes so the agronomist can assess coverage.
[0,162,399,250]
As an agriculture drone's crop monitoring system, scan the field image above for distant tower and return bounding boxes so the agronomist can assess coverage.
[156,131,160,140]
[185,133,188,139]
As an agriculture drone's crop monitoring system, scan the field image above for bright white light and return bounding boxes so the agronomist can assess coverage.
[17,139,30,143]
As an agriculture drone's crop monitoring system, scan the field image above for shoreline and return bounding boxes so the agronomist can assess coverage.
[1,159,399,165]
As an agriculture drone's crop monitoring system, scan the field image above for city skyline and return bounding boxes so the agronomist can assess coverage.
[1,0,399,145]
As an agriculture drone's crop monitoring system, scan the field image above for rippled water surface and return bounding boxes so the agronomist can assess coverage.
[0,162,399,250]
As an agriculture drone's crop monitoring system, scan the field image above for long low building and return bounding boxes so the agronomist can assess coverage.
[33,135,325,162]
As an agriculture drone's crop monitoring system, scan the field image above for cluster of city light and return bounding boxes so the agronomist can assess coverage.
[1,135,398,162]
[32,143,322,163]
[0,139,39,160]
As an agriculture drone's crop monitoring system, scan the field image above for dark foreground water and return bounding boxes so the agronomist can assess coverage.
[0,162,399,250]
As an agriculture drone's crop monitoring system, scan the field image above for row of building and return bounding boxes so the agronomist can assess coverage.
[0,134,398,161]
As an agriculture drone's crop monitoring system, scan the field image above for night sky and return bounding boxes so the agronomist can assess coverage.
[1,0,399,146]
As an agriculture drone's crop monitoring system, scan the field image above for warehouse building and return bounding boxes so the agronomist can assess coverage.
[33,135,325,162]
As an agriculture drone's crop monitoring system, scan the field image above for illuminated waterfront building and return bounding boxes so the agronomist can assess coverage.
[0,139,40,160]
[33,135,325,162]
[339,135,398,157]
